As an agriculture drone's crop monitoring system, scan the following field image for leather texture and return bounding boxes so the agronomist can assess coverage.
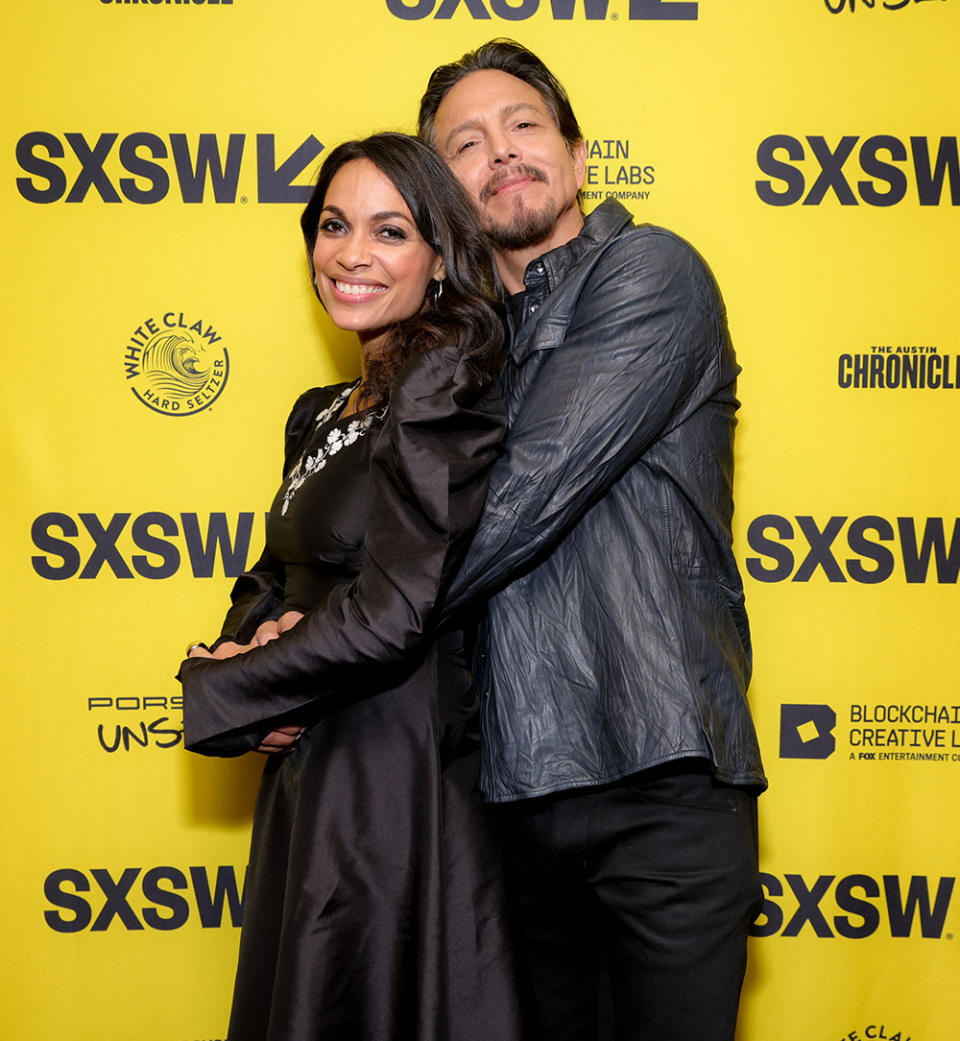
[443,200,767,800]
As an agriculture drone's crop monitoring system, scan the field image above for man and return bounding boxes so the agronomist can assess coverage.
[419,41,766,1041]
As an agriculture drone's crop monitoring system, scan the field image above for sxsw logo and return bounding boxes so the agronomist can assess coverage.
[15,132,324,204]
[746,515,960,584]
[386,0,698,19]
[43,865,245,932]
[30,511,266,580]
[751,872,955,939]
[756,134,959,206]
[780,704,837,760]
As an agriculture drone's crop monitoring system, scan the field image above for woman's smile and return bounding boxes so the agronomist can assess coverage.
[311,159,444,349]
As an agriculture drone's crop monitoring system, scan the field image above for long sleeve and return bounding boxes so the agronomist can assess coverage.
[441,228,731,616]
[179,346,506,756]
[214,544,284,646]
[212,387,340,644]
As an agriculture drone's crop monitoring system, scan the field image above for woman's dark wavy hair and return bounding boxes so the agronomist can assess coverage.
[300,132,504,407]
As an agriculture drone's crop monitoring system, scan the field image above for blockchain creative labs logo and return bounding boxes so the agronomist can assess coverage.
[781,702,960,764]
[581,138,656,205]
[123,312,228,416]
[838,343,959,390]
[780,704,837,759]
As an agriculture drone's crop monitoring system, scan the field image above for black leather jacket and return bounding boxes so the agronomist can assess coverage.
[444,200,766,801]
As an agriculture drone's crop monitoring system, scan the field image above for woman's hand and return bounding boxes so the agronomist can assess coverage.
[186,640,253,659]
[253,613,307,751]
[251,611,305,646]
[213,640,255,658]
[186,612,308,752]
[256,724,305,756]
[186,617,303,661]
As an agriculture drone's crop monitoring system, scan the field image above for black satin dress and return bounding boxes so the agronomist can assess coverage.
[180,348,522,1041]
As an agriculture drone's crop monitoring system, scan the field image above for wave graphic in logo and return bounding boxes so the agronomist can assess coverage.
[124,313,229,416]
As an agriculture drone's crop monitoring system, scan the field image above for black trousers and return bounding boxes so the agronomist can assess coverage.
[498,760,761,1041]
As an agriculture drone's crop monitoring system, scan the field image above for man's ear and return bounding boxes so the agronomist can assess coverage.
[572,138,587,191]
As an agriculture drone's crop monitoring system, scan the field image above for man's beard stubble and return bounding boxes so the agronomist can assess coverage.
[483,201,560,252]
[479,163,558,253]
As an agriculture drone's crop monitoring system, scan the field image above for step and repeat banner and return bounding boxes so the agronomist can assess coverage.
[2,2,957,1039]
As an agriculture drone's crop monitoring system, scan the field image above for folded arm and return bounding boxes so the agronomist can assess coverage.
[178,348,506,756]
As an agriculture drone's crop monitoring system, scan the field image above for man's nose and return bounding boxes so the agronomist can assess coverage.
[487,131,519,166]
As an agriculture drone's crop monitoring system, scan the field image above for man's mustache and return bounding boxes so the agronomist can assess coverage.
[479,164,548,203]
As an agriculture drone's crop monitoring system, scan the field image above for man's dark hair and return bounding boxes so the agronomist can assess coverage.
[418,38,583,152]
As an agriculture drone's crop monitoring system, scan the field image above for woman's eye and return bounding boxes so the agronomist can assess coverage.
[319,218,345,234]
[379,226,407,241]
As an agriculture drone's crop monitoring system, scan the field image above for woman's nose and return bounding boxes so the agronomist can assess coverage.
[337,231,371,268]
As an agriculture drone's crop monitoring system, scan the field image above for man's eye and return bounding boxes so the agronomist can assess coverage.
[456,140,478,154]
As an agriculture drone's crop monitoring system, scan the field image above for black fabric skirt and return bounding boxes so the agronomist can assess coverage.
[226,639,523,1041]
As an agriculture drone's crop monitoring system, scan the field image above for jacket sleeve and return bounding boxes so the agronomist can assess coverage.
[211,388,332,645]
[442,229,730,614]
[179,347,506,756]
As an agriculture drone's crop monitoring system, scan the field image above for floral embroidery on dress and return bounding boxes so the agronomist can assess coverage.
[281,383,386,516]
[311,384,355,430]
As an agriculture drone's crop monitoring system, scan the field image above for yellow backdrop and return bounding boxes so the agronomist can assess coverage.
[2,2,957,1039]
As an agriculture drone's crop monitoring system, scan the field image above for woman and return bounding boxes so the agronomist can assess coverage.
[178,133,521,1041]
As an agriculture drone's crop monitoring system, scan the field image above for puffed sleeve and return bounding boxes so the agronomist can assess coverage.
[212,387,335,645]
[179,346,506,756]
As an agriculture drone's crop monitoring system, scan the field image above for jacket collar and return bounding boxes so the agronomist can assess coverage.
[504,199,635,360]
[527,198,635,294]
